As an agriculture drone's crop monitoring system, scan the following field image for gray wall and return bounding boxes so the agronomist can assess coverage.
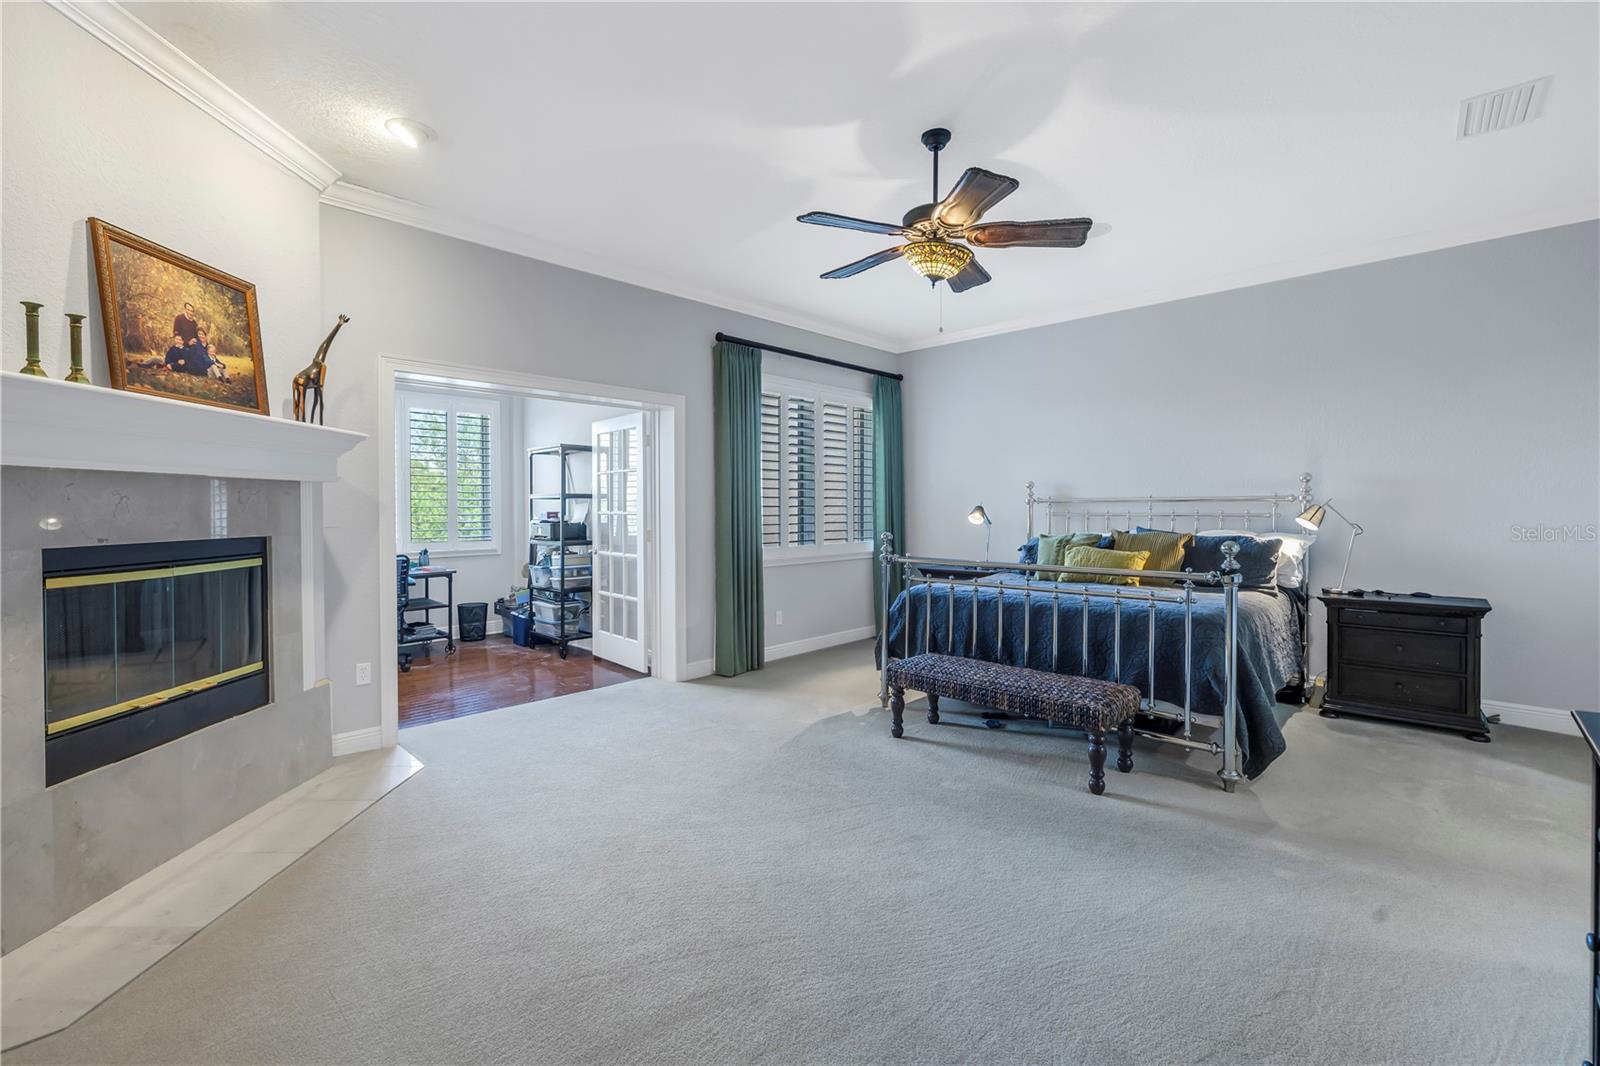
[901,221,1600,712]
[320,207,900,735]
[1,470,331,952]
[0,3,322,409]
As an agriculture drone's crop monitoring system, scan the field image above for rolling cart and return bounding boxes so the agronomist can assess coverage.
[527,444,593,660]
[397,556,456,671]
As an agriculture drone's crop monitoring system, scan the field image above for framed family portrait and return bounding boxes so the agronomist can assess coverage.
[88,218,270,415]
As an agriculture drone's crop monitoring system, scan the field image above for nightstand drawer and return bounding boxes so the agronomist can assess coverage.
[1337,607,1468,634]
[1340,628,1466,672]
[1336,665,1465,715]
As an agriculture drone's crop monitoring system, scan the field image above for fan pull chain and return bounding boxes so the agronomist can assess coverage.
[938,281,945,333]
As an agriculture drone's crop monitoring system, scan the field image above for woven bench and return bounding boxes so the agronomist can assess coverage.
[885,653,1141,795]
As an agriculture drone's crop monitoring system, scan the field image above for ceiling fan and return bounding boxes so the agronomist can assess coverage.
[797,128,1095,293]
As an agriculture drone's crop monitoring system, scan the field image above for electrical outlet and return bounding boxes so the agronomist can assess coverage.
[355,662,372,686]
[775,610,784,626]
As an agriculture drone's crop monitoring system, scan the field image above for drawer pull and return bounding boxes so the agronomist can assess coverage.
[1588,932,1597,952]
[1394,643,1405,654]
[1393,681,1406,690]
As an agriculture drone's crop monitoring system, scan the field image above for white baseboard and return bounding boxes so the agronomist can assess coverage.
[766,625,877,663]
[683,658,714,680]
[332,726,384,756]
[1483,700,1576,736]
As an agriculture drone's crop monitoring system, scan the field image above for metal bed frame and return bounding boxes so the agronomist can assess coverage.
[877,475,1314,793]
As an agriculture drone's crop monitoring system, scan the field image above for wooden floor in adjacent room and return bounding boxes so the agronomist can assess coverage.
[398,635,645,727]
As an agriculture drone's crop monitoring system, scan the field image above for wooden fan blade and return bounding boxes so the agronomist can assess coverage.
[798,212,912,237]
[965,218,1094,248]
[934,168,1020,228]
[821,246,906,279]
[947,257,991,293]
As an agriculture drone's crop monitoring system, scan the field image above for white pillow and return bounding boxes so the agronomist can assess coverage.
[1197,529,1316,588]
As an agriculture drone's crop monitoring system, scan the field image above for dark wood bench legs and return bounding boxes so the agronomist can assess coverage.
[890,685,1134,797]
[1088,723,1134,794]
[1087,731,1107,795]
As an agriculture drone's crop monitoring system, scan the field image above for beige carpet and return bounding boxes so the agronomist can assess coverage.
[8,642,1586,1064]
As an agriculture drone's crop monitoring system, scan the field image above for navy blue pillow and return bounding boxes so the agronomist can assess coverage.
[1181,533,1281,590]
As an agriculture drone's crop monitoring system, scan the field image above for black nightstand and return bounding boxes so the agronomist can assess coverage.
[1317,591,1492,741]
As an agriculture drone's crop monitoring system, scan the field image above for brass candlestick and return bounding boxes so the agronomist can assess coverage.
[17,301,46,376]
[64,313,90,383]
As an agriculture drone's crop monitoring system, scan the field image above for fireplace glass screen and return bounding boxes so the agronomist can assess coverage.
[42,538,269,784]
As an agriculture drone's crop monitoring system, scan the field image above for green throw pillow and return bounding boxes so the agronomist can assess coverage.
[1035,532,1106,570]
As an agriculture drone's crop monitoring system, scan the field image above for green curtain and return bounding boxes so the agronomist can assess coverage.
[872,374,906,623]
[713,340,765,676]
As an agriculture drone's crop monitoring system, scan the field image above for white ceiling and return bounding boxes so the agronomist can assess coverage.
[131,2,1599,353]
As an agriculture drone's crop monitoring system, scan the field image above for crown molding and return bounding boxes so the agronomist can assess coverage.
[50,1,1596,357]
[47,0,342,191]
[320,181,902,354]
[899,200,1600,353]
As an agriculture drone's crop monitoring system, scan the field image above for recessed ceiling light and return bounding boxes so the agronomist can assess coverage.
[384,117,435,149]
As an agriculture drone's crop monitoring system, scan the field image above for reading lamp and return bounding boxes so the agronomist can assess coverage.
[967,504,992,560]
[1296,500,1363,594]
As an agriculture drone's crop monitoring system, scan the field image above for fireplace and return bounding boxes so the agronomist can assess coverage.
[43,537,270,785]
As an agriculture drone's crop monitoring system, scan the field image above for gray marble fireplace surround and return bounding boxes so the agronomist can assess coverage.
[1,467,331,953]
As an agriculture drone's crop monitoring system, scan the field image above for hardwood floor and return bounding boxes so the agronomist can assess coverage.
[397,635,645,727]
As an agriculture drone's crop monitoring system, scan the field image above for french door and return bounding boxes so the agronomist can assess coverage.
[590,413,648,672]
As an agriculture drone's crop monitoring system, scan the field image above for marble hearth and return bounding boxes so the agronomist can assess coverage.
[1,373,365,953]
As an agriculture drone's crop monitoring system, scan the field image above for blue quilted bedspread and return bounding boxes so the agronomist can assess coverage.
[881,573,1304,778]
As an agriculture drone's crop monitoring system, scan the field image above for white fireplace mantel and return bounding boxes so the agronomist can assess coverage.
[0,372,365,481]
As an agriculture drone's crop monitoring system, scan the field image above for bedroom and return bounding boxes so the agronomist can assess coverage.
[0,2,1596,1063]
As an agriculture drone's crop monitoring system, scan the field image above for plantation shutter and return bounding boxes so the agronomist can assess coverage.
[407,406,449,543]
[454,410,493,543]
[760,391,782,546]
[852,407,874,542]
[786,396,816,545]
[820,401,849,543]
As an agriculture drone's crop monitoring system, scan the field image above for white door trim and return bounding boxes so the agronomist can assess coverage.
[376,354,687,749]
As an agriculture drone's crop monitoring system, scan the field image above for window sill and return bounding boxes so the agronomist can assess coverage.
[403,546,502,559]
[763,546,875,568]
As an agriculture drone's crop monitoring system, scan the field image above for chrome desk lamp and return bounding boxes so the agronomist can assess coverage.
[967,503,992,560]
[1296,500,1363,594]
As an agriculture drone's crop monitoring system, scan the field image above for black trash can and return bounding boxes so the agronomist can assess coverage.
[457,602,488,642]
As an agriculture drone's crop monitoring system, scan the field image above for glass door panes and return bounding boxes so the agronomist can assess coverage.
[591,414,647,672]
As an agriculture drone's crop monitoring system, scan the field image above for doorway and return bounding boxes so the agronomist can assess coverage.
[377,356,686,742]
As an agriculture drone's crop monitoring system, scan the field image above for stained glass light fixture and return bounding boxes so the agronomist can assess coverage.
[902,240,973,281]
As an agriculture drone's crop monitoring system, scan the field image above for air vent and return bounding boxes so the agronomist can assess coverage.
[1457,77,1550,139]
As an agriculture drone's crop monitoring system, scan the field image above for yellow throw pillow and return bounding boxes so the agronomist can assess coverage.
[1058,546,1151,586]
[1112,529,1193,587]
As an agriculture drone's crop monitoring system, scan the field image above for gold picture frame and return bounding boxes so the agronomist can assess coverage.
[88,218,270,415]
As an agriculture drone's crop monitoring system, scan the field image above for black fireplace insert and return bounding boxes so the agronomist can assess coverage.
[43,537,270,785]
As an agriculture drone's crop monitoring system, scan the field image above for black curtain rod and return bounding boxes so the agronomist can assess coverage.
[714,332,903,381]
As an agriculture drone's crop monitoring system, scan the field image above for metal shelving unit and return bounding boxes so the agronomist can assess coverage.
[524,444,592,659]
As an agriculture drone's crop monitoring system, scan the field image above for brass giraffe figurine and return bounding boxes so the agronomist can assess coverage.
[292,314,349,424]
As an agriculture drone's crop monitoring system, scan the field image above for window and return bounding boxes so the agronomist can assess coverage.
[761,377,873,561]
[397,390,500,554]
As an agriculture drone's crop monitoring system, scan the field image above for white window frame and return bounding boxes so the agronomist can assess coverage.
[761,374,874,567]
[396,388,502,557]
